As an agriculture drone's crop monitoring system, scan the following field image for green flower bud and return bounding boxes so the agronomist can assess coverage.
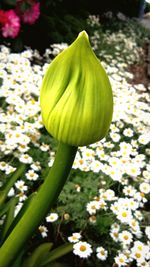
[40,31,113,146]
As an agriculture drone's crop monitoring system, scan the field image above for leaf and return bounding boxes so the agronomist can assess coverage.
[0,164,26,206]
[39,243,73,267]
[12,249,25,267]
[0,197,18,244]
[23,243,53,267]
[45,262,68,267]
[5,192,36,239]
[0,198,14,218]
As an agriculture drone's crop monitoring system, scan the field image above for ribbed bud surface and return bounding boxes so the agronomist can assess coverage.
[40,31,113,146]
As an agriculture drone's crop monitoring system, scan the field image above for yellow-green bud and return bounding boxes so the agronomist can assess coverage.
[40,31,113,146]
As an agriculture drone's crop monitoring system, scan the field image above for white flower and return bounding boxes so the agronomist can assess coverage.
[134,192,147,203]
[111,223,120,231]
[5,165,16,175]
[68,233,82,243]
[39,225,48,238]
[0,161,8,171]
[129,219,141,232]
[46,213,58,222]
[107,167,122,182]
[15,180,28,192]
[119,230,133,245]
[127,198,139,210]
[73,241,92,258]
[134,210,143,221]
[96,246,108,260]
[117,208,133,224]
[40,143,49,151]
[143,170,150,180]
[139,182,150,194]
[7,187,15,197]
[137,261,150,267]
[14,202,23,217]
[31,161,41,171]
[119,142,132,154]
[123,128,133,137]
[138,133,150,145]
[131,241,150,262]
[110,202,120,214]
[126,163,141,177]
[110,231,120,242]
[86,200,100,215]
[17,191,27,202]
[20,154,33,164]
[115,253,127,266]
[145,226,150,240]
[123,185,137,197]
[100,189,116,201]
[110,132,121,142]
[25,169,39,181]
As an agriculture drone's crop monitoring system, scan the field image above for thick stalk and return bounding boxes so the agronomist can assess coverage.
[0,142,77,267]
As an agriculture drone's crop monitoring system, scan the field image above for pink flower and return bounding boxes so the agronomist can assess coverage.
[20,2,40,25]
[1,10,20,38]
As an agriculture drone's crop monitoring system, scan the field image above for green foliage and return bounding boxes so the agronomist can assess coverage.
[23,242,53,267]
[57,171,99,229]
[39,243,73,266]
[96,213,114,235]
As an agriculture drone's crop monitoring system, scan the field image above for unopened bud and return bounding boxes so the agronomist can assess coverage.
[40,31,113,146]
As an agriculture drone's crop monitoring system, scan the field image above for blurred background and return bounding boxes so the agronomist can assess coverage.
[0,0,150,53]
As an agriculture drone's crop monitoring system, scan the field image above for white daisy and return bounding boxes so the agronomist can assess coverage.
[73,241,92,258]
[115,253,127,266]
[119,230,133,245]
[46,212,59,222]
[15,180,28,192]
[68,232,82,243]
[139,182,150,194]
[96,246,108,260]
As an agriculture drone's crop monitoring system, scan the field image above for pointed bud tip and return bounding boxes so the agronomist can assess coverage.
[78,30,89,40]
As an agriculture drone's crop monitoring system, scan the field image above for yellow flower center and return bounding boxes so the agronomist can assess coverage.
[114,233,118,238]
[122,212,127,217]
[79,159,84,165]
[80,245,86,252]
[119,258,124,263]
[135,253,141,258]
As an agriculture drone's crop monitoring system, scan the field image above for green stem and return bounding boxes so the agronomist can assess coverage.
[0,142,77,267]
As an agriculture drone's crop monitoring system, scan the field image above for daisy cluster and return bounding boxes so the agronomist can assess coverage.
[49,20,150,266]
[0,46,47,203]
[0,17,150,266]
[88,15,145,65]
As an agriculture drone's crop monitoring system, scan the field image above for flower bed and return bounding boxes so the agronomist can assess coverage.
[0,16,150,267]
